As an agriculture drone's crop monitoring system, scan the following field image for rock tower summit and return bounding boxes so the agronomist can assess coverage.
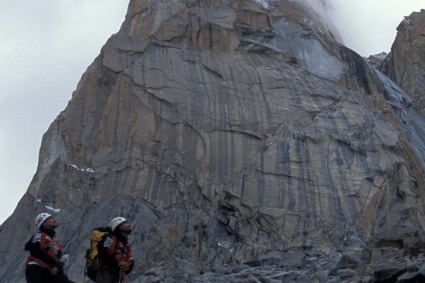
[2,1,425,282]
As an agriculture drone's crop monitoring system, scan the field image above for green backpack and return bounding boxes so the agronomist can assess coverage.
[84,227,111,281]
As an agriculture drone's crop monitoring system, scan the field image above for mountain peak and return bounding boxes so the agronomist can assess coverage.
[2,1,425,282]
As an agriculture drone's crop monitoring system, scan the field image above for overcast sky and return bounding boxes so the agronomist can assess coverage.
[0,0,423,225]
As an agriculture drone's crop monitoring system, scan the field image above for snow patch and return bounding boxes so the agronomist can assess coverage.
[68,164,95,173]
[34,199,61,213]
[254,0,270,10]
[45,206,61,213]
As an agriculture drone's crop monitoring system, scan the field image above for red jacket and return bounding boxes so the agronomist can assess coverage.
[98,233,134,275]
[25,231,63,269]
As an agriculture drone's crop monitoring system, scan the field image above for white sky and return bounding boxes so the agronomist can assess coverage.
[0,0,423,224]
[328,1,424,55]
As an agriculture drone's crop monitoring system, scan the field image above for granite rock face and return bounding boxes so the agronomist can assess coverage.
[2,1,425,282]
[381,10,425,114]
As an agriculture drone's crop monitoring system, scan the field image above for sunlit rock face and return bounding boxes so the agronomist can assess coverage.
[381,10,425,114]
[2,1,425,282]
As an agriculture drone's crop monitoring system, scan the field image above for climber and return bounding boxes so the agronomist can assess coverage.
[96,217,134,283]
[24,212,75,283]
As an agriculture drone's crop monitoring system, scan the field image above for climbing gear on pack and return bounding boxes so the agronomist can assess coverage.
[84,227,111,281]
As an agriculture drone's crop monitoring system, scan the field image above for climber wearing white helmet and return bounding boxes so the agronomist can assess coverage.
[96,217,134,283]
[24,213,74,283]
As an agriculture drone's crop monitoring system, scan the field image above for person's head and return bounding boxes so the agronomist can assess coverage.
[35,213,57,231]
[109,217,132,235]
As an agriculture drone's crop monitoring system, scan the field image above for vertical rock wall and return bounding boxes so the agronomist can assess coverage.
[1,1,425,282]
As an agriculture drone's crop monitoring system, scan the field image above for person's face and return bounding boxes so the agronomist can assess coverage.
[119,222,132,234]
[43,217,58,229]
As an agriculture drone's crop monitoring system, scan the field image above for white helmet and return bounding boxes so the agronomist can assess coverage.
[109,217,127,231]
[35,213,52,229]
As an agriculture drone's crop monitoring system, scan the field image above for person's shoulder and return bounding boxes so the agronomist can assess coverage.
[100,233,115,247]
[108,232,119,240]
[33,231,42,240]
[104,231,115,239]
[41,231,53,240]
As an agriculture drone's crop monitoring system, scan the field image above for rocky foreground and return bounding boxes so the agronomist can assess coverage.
[128,247,425,282]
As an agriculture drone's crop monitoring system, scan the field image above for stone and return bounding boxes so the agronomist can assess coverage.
[1,0,425,282]
[381,10,425,115]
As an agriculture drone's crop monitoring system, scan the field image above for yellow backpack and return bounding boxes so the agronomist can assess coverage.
[84,227,111,281]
